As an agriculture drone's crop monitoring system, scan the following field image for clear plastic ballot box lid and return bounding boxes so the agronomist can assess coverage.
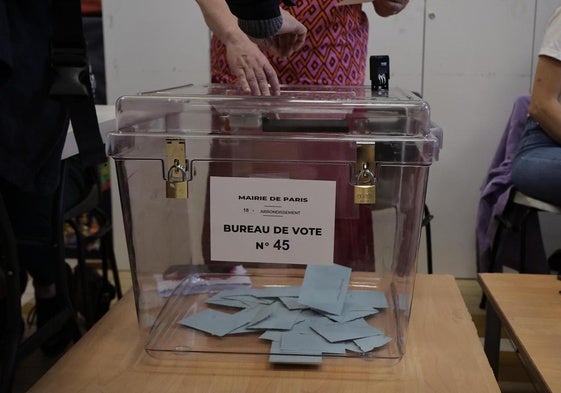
[108,84,442,363]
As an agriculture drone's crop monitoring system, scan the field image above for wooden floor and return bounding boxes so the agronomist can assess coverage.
[11,275,538,393]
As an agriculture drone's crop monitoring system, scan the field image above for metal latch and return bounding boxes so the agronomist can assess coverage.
[354,144,376,204]
[165,139,188,199]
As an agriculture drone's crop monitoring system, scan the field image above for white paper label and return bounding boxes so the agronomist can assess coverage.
[210,177,336,265]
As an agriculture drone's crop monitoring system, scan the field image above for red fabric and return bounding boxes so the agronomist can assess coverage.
[207,2,376,269]
[211,0,369,85]
[81,0,102,16]
[202,114,376,271]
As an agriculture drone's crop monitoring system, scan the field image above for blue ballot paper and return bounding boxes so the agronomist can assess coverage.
[179,309,247,337]
[268,340,323,364]
[297,264,351,315]
[310,318,384,343]
[178,264,392,363]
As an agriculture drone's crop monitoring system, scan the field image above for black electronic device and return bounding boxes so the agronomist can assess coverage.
[370,55,390,91]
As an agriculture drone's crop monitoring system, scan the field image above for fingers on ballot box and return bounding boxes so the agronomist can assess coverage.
[108,84,442,364]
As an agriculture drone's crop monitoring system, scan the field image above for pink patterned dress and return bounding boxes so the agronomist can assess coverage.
[207,1,376,271]
[211,0,370,85]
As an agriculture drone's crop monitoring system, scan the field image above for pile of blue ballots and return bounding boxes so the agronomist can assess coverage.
[179,264,392,364]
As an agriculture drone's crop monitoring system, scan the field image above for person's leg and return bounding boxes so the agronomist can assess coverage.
[0,177,74,355]
[511,117,561,206]
[0,179,57,303]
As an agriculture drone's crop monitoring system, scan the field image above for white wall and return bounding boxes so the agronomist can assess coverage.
[103,0,561,277]
[423,0,534,277]
[103,0,210,101]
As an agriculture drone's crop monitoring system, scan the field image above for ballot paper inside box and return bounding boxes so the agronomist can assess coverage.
[107,84,441,362]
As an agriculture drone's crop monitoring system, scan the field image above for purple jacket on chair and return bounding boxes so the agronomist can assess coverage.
[476,95,548,273]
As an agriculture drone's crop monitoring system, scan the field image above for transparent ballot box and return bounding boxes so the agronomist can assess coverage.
[108,84,442,363]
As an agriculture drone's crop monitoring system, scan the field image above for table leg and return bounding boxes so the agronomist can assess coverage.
[483,303,501,378]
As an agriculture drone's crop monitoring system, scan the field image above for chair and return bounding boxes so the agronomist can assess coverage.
[475,96,558,275]
[0,161,81,393]
[0,158,124,391]
[423,204,434,274]
[479,189,559,309]
[489,190,561,274]
[62,159,122,329]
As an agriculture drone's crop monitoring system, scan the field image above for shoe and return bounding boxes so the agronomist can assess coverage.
[35,297,75,357]
[40,320,75,357]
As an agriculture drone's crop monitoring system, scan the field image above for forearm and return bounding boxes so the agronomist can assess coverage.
[195,0,304,96]
[195,0,249,46]
[529,55,561,143]
[529,99,561,143]
[198,0,282,39]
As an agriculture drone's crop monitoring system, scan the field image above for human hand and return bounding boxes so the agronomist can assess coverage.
[373,0,409,17]
[226,10,306,95]
[226,37,281,96]
[254,9,307,58]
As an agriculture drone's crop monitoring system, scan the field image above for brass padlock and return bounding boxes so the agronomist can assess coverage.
[166,159,188,199]
[354,167,376,204]
[165,140,188,199]
[166,179,188,199]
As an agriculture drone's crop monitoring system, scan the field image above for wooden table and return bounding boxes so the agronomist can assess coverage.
[28,274,500,393]
[479,273,561,393]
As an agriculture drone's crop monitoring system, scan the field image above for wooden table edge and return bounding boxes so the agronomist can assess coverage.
[477,273,553,393]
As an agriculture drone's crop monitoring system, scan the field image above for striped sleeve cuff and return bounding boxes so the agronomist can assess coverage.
[238,15,283,39]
